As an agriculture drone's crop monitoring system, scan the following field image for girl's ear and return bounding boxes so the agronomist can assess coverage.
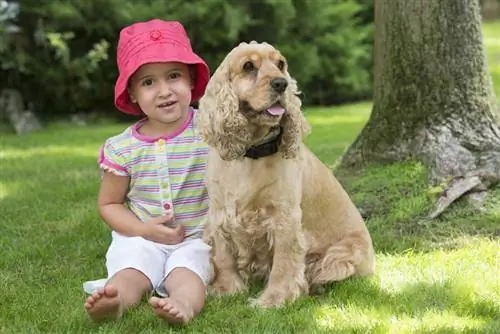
[127,88,137,103]
[189,65,196,90]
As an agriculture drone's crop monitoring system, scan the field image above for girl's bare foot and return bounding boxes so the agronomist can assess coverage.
[84,285,123,322]
[149,296,194,325]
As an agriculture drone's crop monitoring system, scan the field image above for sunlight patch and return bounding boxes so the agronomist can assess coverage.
[484,37,500,46]
[387,311,486,333]
[0,182,9,200]
[370,241,500,303]
[0,181,21,201]
[307,114,370,126]
[313,304,383,331]
[313,305,487,333]
[375,253,448,293]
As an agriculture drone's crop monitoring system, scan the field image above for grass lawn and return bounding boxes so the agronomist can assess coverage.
[1,101,499,334]
[483,19,500,99]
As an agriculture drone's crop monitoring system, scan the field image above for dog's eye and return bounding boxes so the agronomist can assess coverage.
[277,60,285,71]
[243,61,255,72]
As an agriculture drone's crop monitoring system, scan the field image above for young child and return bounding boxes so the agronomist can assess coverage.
[83,19,211,325]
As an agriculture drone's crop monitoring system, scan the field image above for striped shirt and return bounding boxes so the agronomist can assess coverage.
[98,108,208,239]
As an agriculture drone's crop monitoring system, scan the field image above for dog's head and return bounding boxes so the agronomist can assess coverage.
[195,41,310,161]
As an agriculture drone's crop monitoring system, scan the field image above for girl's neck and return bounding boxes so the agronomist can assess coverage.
[139,112,189,138]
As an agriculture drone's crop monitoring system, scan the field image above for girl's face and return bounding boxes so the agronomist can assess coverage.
[128,62,193,130]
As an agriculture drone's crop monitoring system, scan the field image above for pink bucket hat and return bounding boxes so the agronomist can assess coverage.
[114,19,210,115]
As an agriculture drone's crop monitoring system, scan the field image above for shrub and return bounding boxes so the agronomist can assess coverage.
[0,0,373,119]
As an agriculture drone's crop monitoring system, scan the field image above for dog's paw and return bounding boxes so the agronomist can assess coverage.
[250,281,307,308]
[249,290,299,308]
[249,291,288,308]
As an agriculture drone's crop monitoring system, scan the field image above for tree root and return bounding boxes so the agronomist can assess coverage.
[428,176,482,219]
[418,126,500,219]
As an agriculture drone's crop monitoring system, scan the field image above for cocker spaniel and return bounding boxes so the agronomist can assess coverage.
[194,41,375,308]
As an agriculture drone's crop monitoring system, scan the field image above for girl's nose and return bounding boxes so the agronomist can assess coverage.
[158,80,172,98]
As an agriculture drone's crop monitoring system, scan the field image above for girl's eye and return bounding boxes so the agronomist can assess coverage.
[142,78,153,86]
[169,72,182,79]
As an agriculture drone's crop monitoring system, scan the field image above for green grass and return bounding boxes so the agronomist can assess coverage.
[1,101,499,333]
[484,19,500,99]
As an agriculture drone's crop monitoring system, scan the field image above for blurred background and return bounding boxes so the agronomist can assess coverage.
[0,0,499,126]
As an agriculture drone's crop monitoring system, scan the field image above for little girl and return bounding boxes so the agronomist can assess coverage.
[83,19,211,325]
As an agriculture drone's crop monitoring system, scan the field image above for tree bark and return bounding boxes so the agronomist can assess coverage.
[340,0,500,217]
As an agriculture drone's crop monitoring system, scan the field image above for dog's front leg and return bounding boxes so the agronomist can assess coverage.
[210,232,247,296]
[251,207,309,308]
[209,212,247,296]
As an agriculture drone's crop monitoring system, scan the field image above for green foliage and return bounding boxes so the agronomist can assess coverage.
[0,0,373,118]
[277,0,373,104]
[0,1,23,73]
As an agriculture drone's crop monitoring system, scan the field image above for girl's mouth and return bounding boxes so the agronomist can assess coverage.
[158,101,177,108]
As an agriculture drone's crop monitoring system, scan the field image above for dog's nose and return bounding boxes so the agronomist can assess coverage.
[270,77,288,93]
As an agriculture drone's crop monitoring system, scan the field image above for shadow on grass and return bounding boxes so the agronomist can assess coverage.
[78,293,337,334]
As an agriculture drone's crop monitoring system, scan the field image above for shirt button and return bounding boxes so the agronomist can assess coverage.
[157,139,165,147]
[163,203,171,210]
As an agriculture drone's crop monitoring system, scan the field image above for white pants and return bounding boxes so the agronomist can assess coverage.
[103,232,212,297]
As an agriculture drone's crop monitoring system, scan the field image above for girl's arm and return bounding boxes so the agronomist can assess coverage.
[97,171,185,244]
[97,171,144,236]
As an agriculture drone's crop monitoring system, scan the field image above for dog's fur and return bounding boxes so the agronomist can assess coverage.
[194,41,375,308]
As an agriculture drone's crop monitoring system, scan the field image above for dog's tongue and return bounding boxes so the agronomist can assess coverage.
[267,103,286,116]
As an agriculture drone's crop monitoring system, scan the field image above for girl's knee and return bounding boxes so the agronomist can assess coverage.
[108,268,153,296]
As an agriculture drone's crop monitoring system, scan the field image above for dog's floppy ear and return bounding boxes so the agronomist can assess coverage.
[279,77,311,159]
[194,54,251,161]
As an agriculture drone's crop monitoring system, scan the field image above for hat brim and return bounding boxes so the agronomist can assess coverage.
[114,43,210,115]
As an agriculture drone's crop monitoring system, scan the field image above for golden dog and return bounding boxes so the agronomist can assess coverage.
[194,41,375,308]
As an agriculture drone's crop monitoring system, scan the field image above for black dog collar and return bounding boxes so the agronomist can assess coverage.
[244,126,283,159]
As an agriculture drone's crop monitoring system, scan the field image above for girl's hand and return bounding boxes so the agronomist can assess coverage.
[141,213,185,245]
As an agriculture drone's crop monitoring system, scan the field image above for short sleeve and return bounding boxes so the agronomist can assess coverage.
[98,139,129,176]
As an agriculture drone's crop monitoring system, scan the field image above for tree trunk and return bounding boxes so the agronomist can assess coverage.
[340,0,500,217]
